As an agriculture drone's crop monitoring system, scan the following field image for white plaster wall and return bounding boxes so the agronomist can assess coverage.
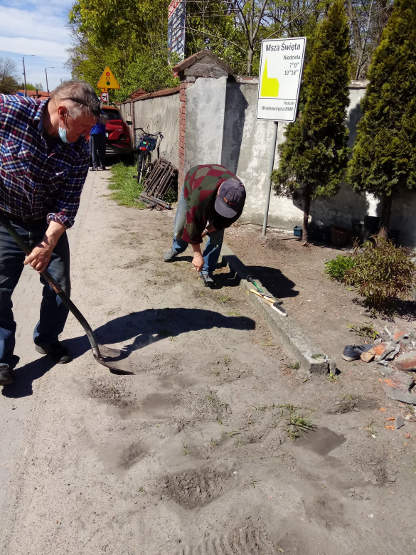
[389,190,416,247]
[184,77,227,173]
[121,77,416,246]
[222,81,302,227]
[121,93,180,168]
[224,80,371,230]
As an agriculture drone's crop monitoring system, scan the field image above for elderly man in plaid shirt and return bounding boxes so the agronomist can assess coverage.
[0,81,100,385]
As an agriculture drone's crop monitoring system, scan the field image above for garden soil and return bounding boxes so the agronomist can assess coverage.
[0,170,415,554]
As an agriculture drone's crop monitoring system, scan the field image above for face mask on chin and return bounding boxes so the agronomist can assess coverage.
[58,126,69,144]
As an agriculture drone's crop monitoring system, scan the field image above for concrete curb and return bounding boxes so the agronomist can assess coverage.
[221,243,332,375]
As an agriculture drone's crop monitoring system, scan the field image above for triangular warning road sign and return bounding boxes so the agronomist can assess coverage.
[97,66,120,89]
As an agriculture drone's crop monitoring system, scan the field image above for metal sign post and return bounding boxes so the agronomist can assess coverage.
[97,67,120,105]
[257,37,306,236]
[262,121,278,236]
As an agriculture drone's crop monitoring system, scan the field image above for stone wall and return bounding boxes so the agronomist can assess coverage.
[120,90,180,169]
[121,67,416,246]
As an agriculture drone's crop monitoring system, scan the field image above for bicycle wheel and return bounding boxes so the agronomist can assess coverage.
[142,152,152,182]
[137,151,145,183]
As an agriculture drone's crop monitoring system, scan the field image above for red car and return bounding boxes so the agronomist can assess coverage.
[101,105,133,160]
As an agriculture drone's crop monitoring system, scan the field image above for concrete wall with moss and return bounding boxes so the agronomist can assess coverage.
[120,93,180,169]
[122,76,416,246]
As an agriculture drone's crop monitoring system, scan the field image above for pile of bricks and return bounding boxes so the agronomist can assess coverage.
[359,327,416,405]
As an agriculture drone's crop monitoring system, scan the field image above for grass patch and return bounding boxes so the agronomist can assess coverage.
[247,403,315,440]
[348,322,380,342]
[286,407,315,439]
[108,161,146,208]
[325,254,355,282]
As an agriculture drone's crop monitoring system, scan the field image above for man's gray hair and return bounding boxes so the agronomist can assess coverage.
[51,80,100,119]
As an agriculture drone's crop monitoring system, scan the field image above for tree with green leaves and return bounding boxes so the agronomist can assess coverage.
[186,0,332,76]
[68,0,179,101]
[272,0,351,244]
[68,0,336,100]
[0,57,18,94]
[184,1,244,71]
[347,0,416,237]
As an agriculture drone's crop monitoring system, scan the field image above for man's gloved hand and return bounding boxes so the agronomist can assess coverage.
[192,252,204,272]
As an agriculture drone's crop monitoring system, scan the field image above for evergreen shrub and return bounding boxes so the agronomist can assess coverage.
[345,237,416,309]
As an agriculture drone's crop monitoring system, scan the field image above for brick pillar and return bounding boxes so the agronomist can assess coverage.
[178,81,188,191]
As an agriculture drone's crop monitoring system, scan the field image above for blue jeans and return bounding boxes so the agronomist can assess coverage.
[90,134,106,168]
[0,220,70,365]
[172,188,224,275]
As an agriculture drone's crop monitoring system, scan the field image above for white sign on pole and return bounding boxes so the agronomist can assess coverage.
[257,37,306,122]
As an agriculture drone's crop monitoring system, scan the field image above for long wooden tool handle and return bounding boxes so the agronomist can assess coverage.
[0,213,101,357]
[249,288,275,302]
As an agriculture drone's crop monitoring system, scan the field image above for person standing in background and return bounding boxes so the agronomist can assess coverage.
[89,113,106,171]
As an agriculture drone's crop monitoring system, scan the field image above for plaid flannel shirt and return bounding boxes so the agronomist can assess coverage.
[0,94,90,228]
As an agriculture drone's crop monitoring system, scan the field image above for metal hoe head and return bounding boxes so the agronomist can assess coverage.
[94,345,135,375]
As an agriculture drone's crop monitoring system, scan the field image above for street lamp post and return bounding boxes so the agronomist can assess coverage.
[44,67,55,94]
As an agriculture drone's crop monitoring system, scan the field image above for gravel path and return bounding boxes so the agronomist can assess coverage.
[1,170,415,554]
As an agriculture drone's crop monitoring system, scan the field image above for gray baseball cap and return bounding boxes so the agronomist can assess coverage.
[214,178,246,218]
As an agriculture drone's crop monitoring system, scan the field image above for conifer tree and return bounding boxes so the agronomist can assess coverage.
[272,0,351,244]
[347,0,416,237]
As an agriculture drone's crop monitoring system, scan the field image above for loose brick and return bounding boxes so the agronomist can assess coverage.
[382,370,416,404]
[361,349,375,362]
[394,351,416,372]
[393,328,411,342]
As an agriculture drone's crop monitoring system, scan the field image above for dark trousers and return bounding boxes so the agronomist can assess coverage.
[90,134,106,169]
[0,220,70,365]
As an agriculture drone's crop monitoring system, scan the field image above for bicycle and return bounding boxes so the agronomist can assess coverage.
[134,127,164,184]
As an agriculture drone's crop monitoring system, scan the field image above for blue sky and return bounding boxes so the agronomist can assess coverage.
[0,0,75,90]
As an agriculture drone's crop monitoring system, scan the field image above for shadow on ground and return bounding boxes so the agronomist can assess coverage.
[221,254,298,299]
[243,265,298,299]
[2,356,57,399]
[3,308,255,399]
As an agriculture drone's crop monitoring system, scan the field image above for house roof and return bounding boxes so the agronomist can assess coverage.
[15,89,50,99]
[128,86,180,101]
[173,49,233,79]
[128,88,147,100]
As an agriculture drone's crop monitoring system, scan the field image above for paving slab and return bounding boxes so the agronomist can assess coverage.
[221,243,332,374]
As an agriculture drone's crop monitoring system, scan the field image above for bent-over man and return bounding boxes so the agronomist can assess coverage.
[164,164,246,286]
[0,80,100,385]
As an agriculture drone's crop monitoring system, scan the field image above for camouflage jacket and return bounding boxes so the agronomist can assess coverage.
[182,164,241,244]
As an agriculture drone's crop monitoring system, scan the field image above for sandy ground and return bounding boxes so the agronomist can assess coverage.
[0,170,416,554]
[226,224,416,377]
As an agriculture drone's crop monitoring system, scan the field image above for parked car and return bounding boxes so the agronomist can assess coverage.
[101,105,133,161]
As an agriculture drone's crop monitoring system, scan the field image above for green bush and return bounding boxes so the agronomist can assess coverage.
[325,255,355,282]
[345,237,416,310]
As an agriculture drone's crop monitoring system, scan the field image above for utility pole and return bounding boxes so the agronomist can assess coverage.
[22,57,27,97]
[44,67,54,94]
[22,55,35,96]
[44,68,49,94]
